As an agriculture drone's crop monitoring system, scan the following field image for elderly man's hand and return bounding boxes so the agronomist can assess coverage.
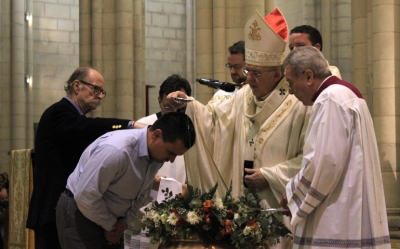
[166,91,189,109]
[243,168,269,190]
[104,219,128,245]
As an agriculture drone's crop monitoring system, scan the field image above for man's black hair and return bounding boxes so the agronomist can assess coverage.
[290,25,323,51]
[159,74,192,99]
[150,112,196,149]
[228,40,245,58]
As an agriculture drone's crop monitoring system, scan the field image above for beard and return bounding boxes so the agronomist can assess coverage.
[232,75,247,84]
[237,76,247,84]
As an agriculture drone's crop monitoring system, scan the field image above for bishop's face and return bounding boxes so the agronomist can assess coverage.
[243,64,281,99]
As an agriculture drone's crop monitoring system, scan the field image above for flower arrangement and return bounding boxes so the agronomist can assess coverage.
[141,183,291,249]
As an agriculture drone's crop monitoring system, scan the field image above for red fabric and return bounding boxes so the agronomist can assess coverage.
[264,8,288,41]
[312,76,363,102]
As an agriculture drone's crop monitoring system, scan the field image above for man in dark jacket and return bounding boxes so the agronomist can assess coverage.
[26,67,137,249]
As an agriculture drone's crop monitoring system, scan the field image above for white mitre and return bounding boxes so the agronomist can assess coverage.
[244,8,288,67]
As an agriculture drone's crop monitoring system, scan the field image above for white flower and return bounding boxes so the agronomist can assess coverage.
[213,197,224,210]
[146,210,156,219]
[152,213,160,223]
[243,226,252,236]
[167,212,179,225]
[160,213,168,224]
[234,213,240,220]
[186,211,201,225]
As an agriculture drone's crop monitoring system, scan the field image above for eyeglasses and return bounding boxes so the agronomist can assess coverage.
[79,80,107,97]
[242,68,276,78]
[225,63,243,70]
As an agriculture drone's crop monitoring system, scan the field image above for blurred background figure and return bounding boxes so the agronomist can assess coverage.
[213,40,247,100]
[0,184,8,249]
[288,25,341,79]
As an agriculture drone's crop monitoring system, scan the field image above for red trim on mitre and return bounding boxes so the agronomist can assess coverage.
[264,8,288,42]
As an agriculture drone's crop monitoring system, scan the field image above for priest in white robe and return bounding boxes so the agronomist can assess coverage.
[283,46,390,249]
[166,9,310,248]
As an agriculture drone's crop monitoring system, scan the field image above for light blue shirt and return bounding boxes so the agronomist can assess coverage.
[66,128,162,231]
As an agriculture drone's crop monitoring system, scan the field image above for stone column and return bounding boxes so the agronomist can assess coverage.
[11,0,27,149]
[334,1,352,81]
[100,0,116,118]
[352,0,400,232]
[89,0,105,118]
[186,0,196,92]
[321,1,332,62]
[196,0,214,104]
[132,0,145,119]
[212,0,226,81]
[371,0,400,215]
[225,1,247,83]
[116,0,135,119]
[0,0,12,167]
[80,0,146,119]
[264,0,274,15]
[26,0,33,148]
[80,0,91,66]
[244,0,264,19]
[351,0,368,97]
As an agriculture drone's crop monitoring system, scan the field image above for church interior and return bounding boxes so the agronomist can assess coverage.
[0,0,399,248]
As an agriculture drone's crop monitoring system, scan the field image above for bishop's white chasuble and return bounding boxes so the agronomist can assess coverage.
[184,78,310,212]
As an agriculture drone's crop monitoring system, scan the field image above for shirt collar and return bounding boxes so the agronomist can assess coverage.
[137,127,152,161]
[64,96,84,115]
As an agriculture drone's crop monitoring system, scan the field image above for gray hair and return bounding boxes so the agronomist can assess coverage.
[283,46,331,79]
[64,67,92,95]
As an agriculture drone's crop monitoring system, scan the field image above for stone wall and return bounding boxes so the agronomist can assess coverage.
[32,0,79,119]
[276,0,352,82]
[0,0,79,172]
[145,0,192,115]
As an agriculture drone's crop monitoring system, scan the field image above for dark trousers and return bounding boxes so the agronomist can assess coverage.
[56,193,123,249]
[34,222,62,249]
[0,232,3,249]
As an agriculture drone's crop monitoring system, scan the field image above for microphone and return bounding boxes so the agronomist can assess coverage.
[196,78,237,92]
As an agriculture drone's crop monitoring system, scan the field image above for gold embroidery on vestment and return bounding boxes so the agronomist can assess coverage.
[246,51,285,63]
[247,20,261,41]
[260,99,292,133]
